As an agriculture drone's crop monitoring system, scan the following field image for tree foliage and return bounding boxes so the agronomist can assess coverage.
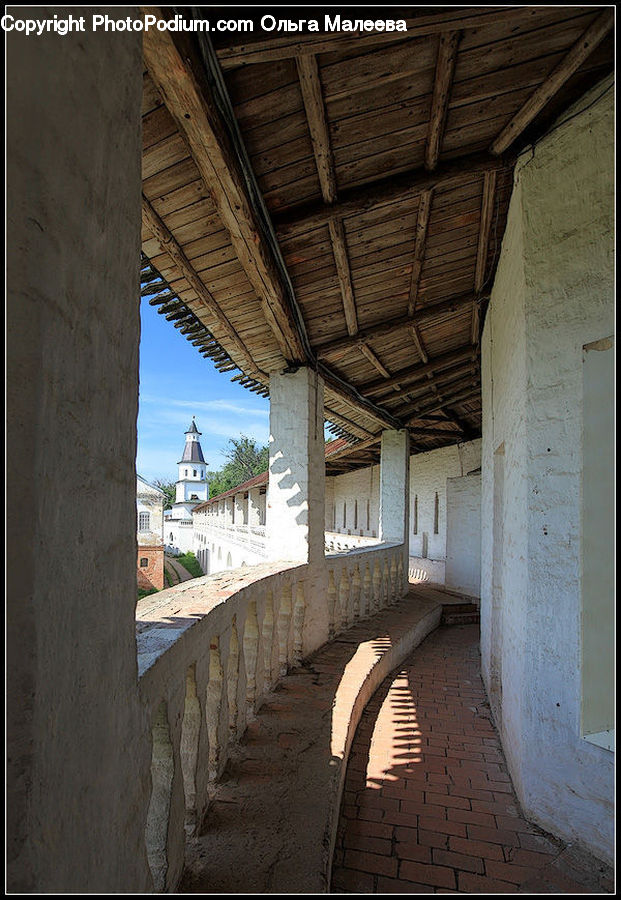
[153,478,176,510]
[209,435,268,498]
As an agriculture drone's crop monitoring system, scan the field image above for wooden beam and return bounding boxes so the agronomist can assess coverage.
[214,8,565,68]
[329,218,358,334]
[322,370,402,430]
[316,290,483,361]
[296,55,359,335]
[359,343,393,381]
[403,385,480,423]
[296,54,337,204]
[472,170,497,343]
[141,12,305,363]
[325,433,383,465]
[407,190,433,316]
[274,151,512,238]
[361,344,476,398]
[491,9,614,154]
[142,196,264,379]
[406,315,471,436]
[324,407,373,441]
[326,422,464,465]
[410,323,429,364]
[425,31,461,171]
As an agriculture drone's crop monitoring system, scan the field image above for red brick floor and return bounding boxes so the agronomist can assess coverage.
[332,624,614,894]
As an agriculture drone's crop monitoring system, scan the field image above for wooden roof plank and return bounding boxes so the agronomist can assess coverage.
[142,12,306,363]
[491,9,614,154]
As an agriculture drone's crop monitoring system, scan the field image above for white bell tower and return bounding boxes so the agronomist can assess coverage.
[171,418,209,518]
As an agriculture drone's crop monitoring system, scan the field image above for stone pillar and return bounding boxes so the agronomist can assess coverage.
[7,17,150,894]
[267,368,325,563]
[248,488,262,526]
[379,430,410,592]
[234,492,246,525]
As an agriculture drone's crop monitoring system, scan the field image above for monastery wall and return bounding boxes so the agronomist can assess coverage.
[480,77,614,863]
[328,439,481,587]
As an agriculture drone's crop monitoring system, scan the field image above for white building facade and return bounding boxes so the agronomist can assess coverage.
[136,475,165,591]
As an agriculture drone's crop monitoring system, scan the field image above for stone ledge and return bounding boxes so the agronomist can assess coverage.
[180,586,445,894]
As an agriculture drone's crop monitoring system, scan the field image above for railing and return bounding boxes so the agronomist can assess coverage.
[195,521,267,555]
[136,542,406,892]
[325,531,381,553]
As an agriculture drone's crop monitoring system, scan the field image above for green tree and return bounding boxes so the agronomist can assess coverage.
[208,435,268,499]
[153,478,176,510]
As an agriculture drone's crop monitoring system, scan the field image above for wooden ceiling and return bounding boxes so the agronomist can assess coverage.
[140,6,614,473]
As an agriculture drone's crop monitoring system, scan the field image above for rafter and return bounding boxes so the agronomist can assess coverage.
[142,196,264,380]
[316,290,483,361]
[359,343,392,381]
[472,170,497,344]
[425,31,461,171]
[297,55,359,337]
[407,190,433,315]
[273,151,512,238]
[296,54,337,203]
[141,12,305,363]
[491,9,614,154]
[329,219,358,335]
[407,318,471,435]
[143,11,407,434]
[360,344,476,398]
[325,420,464,464]
[402,385,480,424]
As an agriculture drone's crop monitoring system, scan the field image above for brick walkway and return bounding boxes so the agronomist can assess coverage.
[332,624,614,894]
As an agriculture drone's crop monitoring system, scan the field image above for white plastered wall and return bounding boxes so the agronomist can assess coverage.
[7,19,151,892]
[445,473,481,598]
[480,76,614,863]
[327,439,481,585]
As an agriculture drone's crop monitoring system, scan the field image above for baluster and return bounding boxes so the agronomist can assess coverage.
[206,639,223,781]
[327,570,337,640]
[382,557,391,607]
[243,601,259,717]
[339,567,350,629]
[390,555,398,603]
[362,563,372,618]
[262,591,274,693]
[277,583,292,676]
[352,565,361,621]
[373,561,382,612]
[292,582,305,666]
[227,617,239,736]
[146,701,174,893]
[180,664,200,833]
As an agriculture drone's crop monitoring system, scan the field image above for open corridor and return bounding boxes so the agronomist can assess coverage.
[332,624,614,894]
[176,586,613,894]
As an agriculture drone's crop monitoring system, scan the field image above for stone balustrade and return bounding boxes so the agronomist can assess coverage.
[136,542,406,892]
[324,530,381,554]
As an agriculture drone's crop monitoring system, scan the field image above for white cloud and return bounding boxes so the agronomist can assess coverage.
[137,393,270,482]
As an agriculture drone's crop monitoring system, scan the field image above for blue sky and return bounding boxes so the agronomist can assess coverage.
[136,297,270,483]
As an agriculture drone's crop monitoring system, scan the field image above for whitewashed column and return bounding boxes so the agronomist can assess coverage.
[379,429,410,595]
[248,488,262,526]
[267,368,325,564]
[234,492,245,525]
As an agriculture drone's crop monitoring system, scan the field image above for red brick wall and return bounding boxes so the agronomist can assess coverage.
[137,545,164,591]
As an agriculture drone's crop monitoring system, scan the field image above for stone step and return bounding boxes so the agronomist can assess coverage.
[441,602,480,626]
